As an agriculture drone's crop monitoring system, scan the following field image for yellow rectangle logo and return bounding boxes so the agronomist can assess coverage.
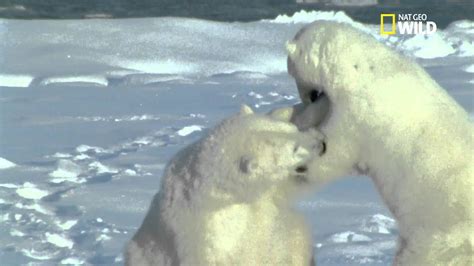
[380,14,396,35]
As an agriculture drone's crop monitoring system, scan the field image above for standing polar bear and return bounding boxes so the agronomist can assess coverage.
[286,21,473,265]
[125,105,325,266]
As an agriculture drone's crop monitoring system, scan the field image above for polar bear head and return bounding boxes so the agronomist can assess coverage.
[285,21,440,183]
[286,21,426,124]
[204,105,326,202]
[284,22,389,181]
[287,21,411,104]
[163,105,326,205]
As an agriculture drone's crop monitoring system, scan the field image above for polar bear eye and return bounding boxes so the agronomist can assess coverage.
[309,89,324,103]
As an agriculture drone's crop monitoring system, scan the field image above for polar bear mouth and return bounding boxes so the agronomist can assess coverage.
[307,87,331,126]
[291,86,331,132]
[294,165,309,183]
[294,174,309,184]
[309,89,325,103]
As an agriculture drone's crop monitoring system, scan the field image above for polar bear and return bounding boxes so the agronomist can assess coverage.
[285,21,474,265]
[125,105,325,266]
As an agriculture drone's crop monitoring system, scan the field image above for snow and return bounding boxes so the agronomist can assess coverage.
[0,213,9,222]
[15,183,49,200]
[0,183,19,188]
[73,154,91,160]
[49,160,82,178]
[61,257,85,265]
[55,220,78,230]
[14,214,22,221]
[21,249,56,260]
[328,231,372,243]
[360,214,396,234]
[266,10,359,26]
[0,74,33,87]
[88,161,118,174]
[464,64,474,73]
[52,152,73,159]
[10,229,25,237]
[399,34,456,59]
[0,11,472,266]
[266,10,473,60]
[96,234,112,242]
[45,232,74,249]
[39,75,109,87]
[0,157,16,169]
[123,169,137,176]
[75,145,107,154]
[15,202,52,215]
[177,125,203,136]
[49,159,84,183]
[458,41,474,57]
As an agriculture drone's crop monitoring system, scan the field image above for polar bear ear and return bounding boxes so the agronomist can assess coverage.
[239,104,254,116]
[286,41,297,57]
[239,155,257,174]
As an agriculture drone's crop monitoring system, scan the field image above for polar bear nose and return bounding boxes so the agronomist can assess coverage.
[295,165,308,173]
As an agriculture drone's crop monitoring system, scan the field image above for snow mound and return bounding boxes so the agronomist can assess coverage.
[457,41,474,57]
[21,249,56,261]
[267,10,354,25]
[51,152,73,159]
[398,34,456,59]
[360,214,397,234]
[45,232,74,249]
[0,157,16,169]
[464,64,474,73]
[55,220,78,230]
[16,183,49,200]
[266,10,473,60]
[77,114,161,123]
[38,75,109,87]
[73,154,91,161]
[444,20,474,57]
[177,125,203,136]
[88,161,118,174]
[116,59,198,75]
[60,257,85,265]
[75,145,108,154]
[49,159,84,183]
[120,73,188,86]
[0,183,19,188]
[0,74,33,87]
[265,10,372,36]
[15,202,52,215]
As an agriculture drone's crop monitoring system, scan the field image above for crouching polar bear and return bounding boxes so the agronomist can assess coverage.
[284,21,473,265]
[125,105,325,266]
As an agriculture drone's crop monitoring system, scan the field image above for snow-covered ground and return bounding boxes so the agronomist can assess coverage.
[0,10,473,265]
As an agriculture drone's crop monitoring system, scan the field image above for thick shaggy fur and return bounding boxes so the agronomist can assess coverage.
[286,21,473,265]
[125,106,325,266]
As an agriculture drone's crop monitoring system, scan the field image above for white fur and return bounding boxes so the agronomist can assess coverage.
[287,21,474,265]
[125,106,324,266]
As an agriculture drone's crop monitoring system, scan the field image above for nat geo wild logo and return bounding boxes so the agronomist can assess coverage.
[380,13,437,35]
